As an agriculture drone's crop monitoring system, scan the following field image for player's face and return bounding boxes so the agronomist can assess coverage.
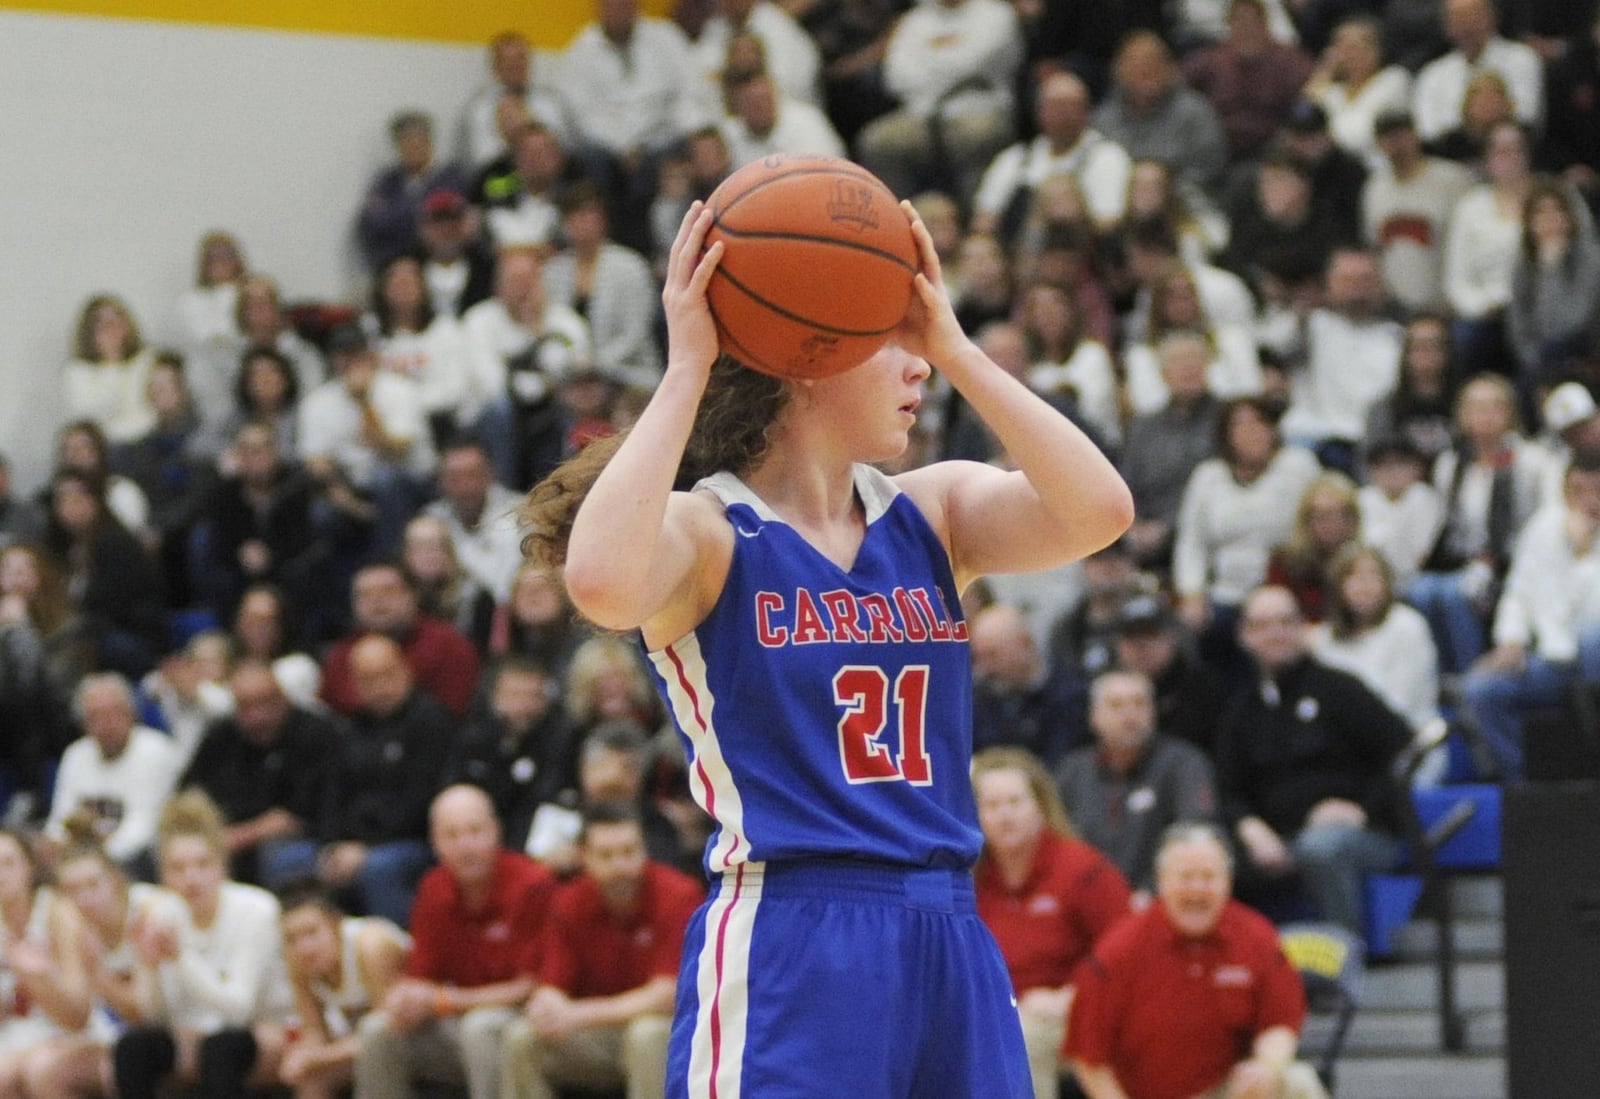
[281,905,342,978]
[58,855,121,930]
[1157,838,1231,937]
[812,344,930,461]
[975,768,1047,855]
[162,835,225,915]
[583,820,648,900]
[0,835,33,904]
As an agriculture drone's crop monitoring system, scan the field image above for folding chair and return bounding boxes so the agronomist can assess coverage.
[1279,921,1366,1094]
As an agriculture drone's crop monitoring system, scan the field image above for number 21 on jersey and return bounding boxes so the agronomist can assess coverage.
[834,665,933,785]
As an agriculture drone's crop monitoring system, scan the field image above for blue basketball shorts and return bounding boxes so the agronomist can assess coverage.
[665,860,1032,1099]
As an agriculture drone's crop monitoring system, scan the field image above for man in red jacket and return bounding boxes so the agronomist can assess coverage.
[321,559,481,716]
[500,802,704,1099]
[1065,823,1327,1099]
[354,784,556,1099]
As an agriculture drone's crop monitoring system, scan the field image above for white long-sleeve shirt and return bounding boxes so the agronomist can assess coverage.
[140,883,293,1031]
[882,0,1023,120]
[1358,481,1446,588]
[46,728,181,863]
[459,299,591,423]
[1412,37,1543,143]
[972,130,1133,227]
[1310,602,1441,731]
[1443,185,1521,321]
[1493,505,1600,662]
[558,17,695,156]
[1281,309,1404,443]
[373,315,469,419]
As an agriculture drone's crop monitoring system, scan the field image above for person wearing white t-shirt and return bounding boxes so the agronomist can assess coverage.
[1412,0,1542,144]
[720,72,845,169]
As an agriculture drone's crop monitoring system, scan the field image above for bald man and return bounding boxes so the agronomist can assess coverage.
[265,635,454,925]
[356,784,557,1099]
[971,71,1133,241]
[969,602,1088,768]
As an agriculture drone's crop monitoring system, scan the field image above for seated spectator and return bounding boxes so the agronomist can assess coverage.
[564,636,664,741]
[1120,219,1255,345]
[320,560,480,718]
[175,231,249,422]
[690,0,820,115]
[1065,823,1328,1099]
[790,0,905,146]
[1216,585,1410,932]
[853,0,1023,203]
[1122,159,1227,265]
[110,791,292,1099]
[972,72,1132,245]
[500,803,702,1099]
[1362,313,1461,470]
[45,673,182,876]
[1310,544,1442,745]
[1172,397,1322,666]
[370,252,470,449]
[555,0,697,251]
[542,183,662,390]
[483,123,568,252]
[458,31,572,169]
[1427,70,1517,165]
[180,660,342,884]
[1051,541,1141,678]
[720,71,846,167]
[418,188,497,320]
[968,602,1087,769]
[1017,280,1120,447]
[1093,32,1229,203]
[52,419,151,546]
[1181,0,1314,166]
[1362,109,1474,314]
[1356,436,1445,589]
[275,881,411,1099]
[0,452,45,552]
[1015,219,1116,350]
[229,583,323,709]
[1279,248,1404,471]
[1508,181,1600,411]
[188,344,304,469]
[1122,266,1262,418]
[949,232,1016,338]
[1460,453,1600,780]
[1222,152,1343,316]
[424,437,526,604]
[115,355,207,605]
[354,784,556,1099]
[486,561,593,683]
[1114,596,1229,758]
[356,110,469,272]
[200,421,323,622]
[1411,0,1542,145]
[232,275,327,398]
[273,635,452,924]
[0,543,83,812]
[298,324,436,556]
[1265,472,1362,622]
[450,657,580,854]
[0,827,91,1072]
[1275,98,1368,249]
[1056,668,1220,893]
[138,630,233,772]
[42,469,166,678]
[402,516,496,653]
[1539,382,1600,499]
[63,294,157,447]
[1412,374,1548,673]
[462,247,593,489]
[973,747,1131,1099]
[1304,16,1411,166]
[5,828,163,1097]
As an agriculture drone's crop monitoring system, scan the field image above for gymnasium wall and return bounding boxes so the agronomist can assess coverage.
[0,1,668,491]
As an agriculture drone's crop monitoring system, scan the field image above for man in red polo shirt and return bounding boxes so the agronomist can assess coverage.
[1065,823,1328,1099]
[354,784,556,1099]
[501,803,704,1099]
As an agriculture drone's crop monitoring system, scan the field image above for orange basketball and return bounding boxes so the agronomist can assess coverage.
[703,155,918,380]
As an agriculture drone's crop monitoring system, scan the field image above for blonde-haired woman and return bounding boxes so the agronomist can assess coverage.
[1264,471,1363,622]
[111,791,291,1099]
[563,634,662,736]
[973,748,1131,1099]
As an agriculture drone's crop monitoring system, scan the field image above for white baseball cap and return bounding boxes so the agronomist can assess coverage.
[1543,382,1598,434]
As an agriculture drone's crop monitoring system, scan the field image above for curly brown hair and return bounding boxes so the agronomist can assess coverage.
[521,356,790,568]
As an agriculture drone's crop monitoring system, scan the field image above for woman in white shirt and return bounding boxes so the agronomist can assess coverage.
[111,791,292,1099]
[369,254,469,450]
[276,882,409,1099]
[1306,16,1412,166]
[176,232,248,422]
[1123,264,1262,416]
[0,828,91,1075]
[0,827,161,1097]
[1017,281,1121,445]
[62,296,158,448]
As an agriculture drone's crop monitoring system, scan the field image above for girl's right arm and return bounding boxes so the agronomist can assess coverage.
[563,204,728,637]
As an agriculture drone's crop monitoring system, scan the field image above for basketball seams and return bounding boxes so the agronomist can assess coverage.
[712,163,889,221]
[708,222,917,273]
[711,266,902,338]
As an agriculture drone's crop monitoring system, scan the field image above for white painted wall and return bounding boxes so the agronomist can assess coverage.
[0,11,485,490]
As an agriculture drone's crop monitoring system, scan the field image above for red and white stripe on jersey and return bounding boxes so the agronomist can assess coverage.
[652,632,750,873]
[688,864,759,1099]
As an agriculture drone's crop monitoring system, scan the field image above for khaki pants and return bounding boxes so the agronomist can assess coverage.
[1194,1062,1330,1099]
[1018,1007,1066,1099]
[354,1006,519,1099]
[499,1014,671,1099]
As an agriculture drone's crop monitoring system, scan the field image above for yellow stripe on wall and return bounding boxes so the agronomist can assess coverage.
[8,0,675,48]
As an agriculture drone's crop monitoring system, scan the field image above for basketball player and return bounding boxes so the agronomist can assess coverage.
[522,200,1132,1097]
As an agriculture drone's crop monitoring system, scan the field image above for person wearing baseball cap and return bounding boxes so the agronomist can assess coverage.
[1537,381,1600,499]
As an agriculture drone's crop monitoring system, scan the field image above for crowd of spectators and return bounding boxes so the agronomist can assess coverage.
[6,0,1600,1093]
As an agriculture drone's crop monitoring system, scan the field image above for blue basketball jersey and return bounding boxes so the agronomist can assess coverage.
[647,464,982,875]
